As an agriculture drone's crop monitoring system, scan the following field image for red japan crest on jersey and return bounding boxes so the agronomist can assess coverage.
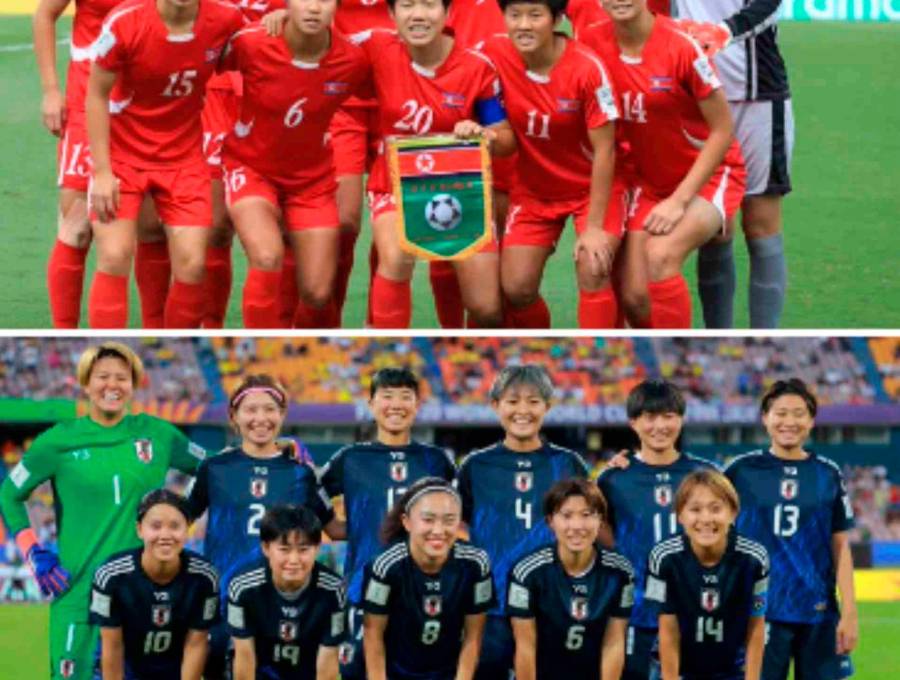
[60,660,75,678]
[423,595,442,616]
[515,472,533,493]
[780,479,798,500]
[701,588,719,612]
[338,642,354,664]
[250,478,268,498]
[134,439,153,464]
[152,604,171,627]
[390,461,408,482]
[280,620,297,641]
[654,485,672,507]
[570,597,588,621]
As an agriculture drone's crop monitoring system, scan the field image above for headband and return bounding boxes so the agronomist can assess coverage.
[404,484,462,514]
[230,386,286,410]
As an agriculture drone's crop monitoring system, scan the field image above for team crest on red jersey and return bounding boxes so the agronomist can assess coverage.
[152,604,171,627]
[649,75,674,92]
[134,439,153,464]
[570,597,588,621]
[442,91,465,108]
[654,485,672,507]
[780,479,798,500]
[557,98,581,113]
[250,478,268,498]
[700,588,719,612]
[515,472,533,493]
[60,660,75,678]
[279,620,297,641]
[390,462,408,482]
[423,595,442,616]
[324,81,350,95]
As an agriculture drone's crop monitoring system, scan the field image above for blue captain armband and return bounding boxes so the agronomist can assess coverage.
[475,96,506,126]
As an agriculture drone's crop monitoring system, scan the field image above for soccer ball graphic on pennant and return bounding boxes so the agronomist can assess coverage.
[425,193,463,232]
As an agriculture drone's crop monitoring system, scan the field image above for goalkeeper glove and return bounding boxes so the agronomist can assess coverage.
[16,528,71,598]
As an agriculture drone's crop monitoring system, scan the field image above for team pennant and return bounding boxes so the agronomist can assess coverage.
[387,134,493,260]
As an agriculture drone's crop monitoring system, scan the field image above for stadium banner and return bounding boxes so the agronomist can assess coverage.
[387,135,493,261]
[854,569,900,601]
[2,399,900,426]
[780,0,900,21]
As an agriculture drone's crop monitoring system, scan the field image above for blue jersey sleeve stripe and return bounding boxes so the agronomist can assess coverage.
[475,96,506,126]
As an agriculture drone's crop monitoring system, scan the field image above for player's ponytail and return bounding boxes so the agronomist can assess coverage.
[380,477,461,545]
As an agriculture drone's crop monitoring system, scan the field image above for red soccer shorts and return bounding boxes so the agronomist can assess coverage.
[366,191,499,253]
[627,162,747,232]
[223,160,339,231]
[330,102,381,177]
[201,86,240,181]
[502,179,630,249]
[90,160,212,226]
[57,111,93,192]
[492,154,517,194]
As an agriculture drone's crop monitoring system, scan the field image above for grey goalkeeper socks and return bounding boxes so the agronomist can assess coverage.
[697,239,736,329]
[748,233,787,329]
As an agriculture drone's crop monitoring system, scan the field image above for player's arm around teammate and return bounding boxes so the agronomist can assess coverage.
[648,471,767,680]
[85,0,245,328]
[361,0,515,329]
[363,478,493,680]
[228,505,344,680]
[90,490,218,680]
[508,479,632,680]
[486,0,622,329]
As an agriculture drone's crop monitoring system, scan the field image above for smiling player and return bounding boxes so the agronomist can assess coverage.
[597,379,716,680]
[362,478,494,680]
[645,470,769,680]
[89,490,219,680]
[458,364,590,679]
[0,343,207,680]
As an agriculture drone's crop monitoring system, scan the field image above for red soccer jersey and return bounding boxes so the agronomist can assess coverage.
[333,0,393,36]
[67,0,124,113]
[581,16,739,197]
[447,0,506,49]
[360,29,506,194]
[222,24,372,185]
[207,0,285,92]
[93,0,245,168]
[566,0,608,38]
[483,35,618,201]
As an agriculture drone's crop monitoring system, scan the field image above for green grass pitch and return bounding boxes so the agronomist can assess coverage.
[0,18,898,328]
[1,601,898,677]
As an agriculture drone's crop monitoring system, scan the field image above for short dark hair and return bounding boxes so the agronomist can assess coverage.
[370,367,420,399]
[137,489,191,524]
[259,504,322,546]
[498,0,569,19]
[760,378,818,417]
[626,379,686,419]
[386,0,452,9]
[543,478,608,520]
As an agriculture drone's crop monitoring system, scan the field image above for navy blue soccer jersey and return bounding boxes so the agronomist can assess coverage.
[457,441,589,615]
[507,544,634,680]
[644,532,769,679]
[319,440,456,603]
[227,560,345,679]
[362,540,494,680]
[724,449,855,624]
[186,447,334,589]
[597,453,717,629]
[89,548,219,678]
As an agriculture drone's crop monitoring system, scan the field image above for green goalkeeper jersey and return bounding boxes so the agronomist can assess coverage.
[0,413,206,618]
